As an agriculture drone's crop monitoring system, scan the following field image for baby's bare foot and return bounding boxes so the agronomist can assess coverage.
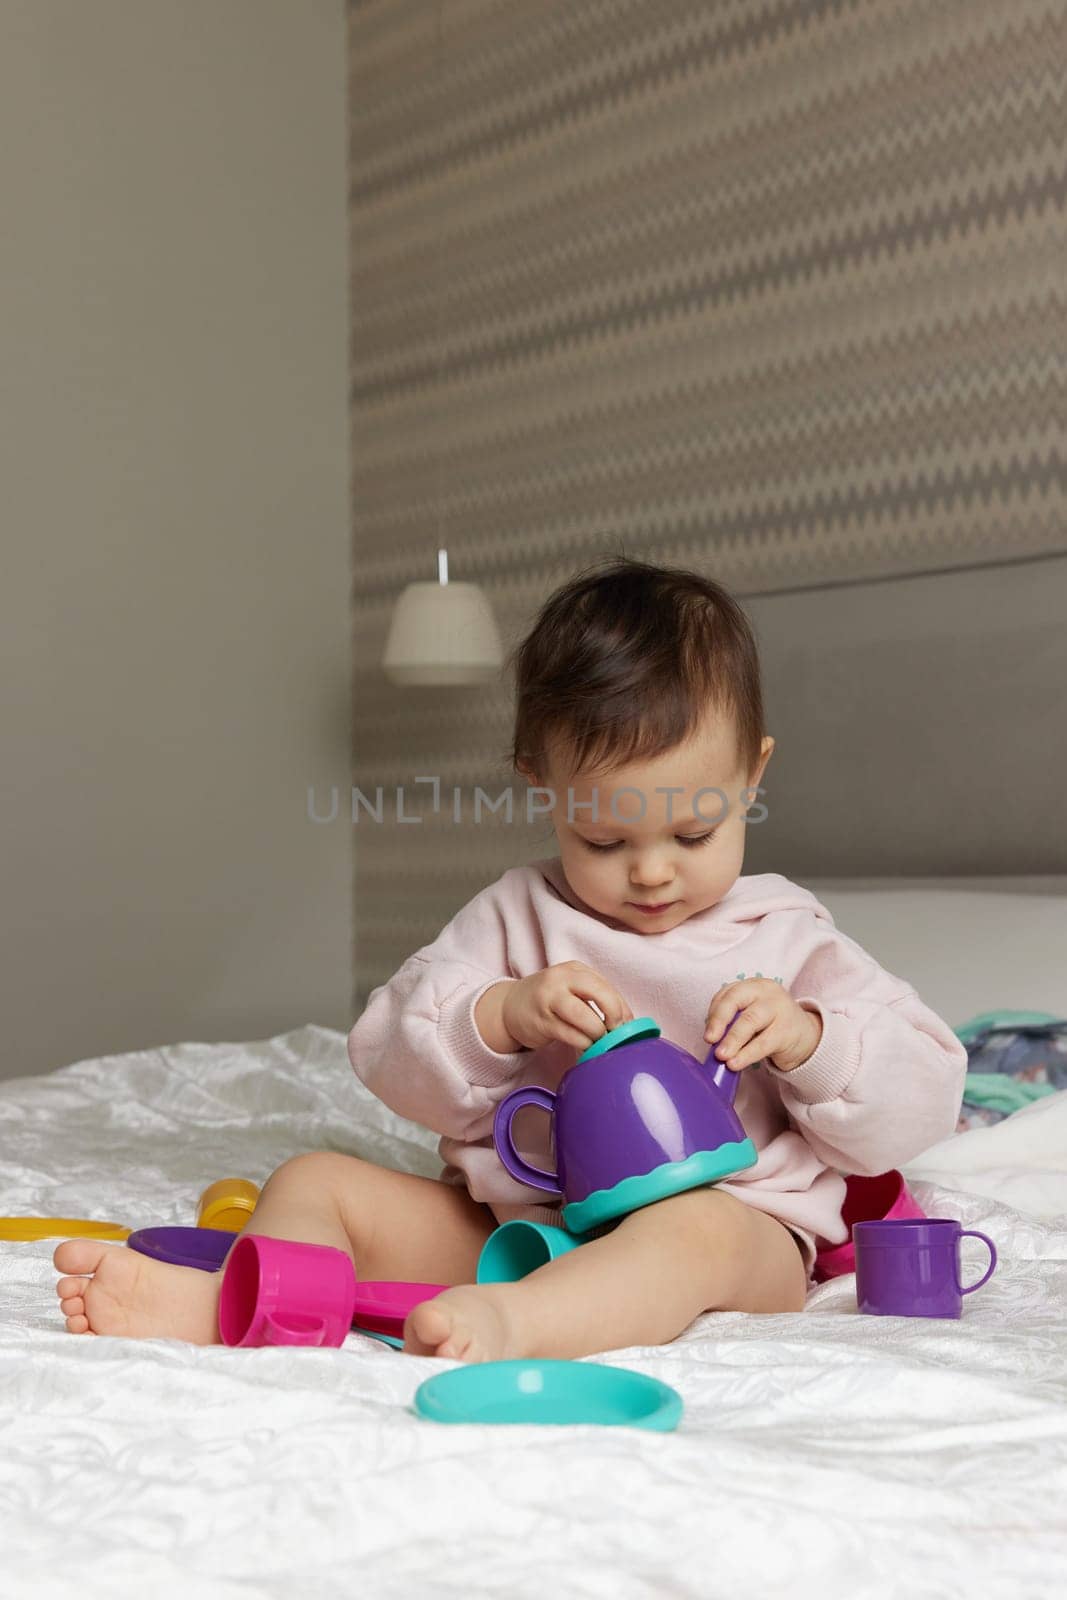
[403,1283,523,1363]
[53,1238,222,1344]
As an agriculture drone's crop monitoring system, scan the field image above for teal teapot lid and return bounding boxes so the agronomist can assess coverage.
[576,1016,660,1063]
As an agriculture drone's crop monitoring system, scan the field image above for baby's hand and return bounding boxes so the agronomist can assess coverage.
[704,979,822,1074]
[501,961,634,1053]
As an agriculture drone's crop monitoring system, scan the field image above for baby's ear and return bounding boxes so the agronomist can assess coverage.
[744,737,775,793]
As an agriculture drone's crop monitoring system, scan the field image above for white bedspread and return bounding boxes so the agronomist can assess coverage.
[2,1024,1065,1600]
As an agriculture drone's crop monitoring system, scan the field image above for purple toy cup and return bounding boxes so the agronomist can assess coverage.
[853,1217,998,1319]
[218,1234,356,1347]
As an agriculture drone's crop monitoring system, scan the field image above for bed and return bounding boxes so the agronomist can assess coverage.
[2,881,1066,1599]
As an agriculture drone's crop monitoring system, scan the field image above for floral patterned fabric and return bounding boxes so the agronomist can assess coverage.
[955,1013,1067,1131]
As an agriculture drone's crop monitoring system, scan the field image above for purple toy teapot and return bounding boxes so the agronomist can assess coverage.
[493,1014,758,1233]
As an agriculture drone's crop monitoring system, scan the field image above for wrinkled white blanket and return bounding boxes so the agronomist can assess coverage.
[1,1024,1065,1600]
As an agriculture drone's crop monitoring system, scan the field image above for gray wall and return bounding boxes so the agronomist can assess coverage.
[347,0,1067,1011]
[0,1,352,1081]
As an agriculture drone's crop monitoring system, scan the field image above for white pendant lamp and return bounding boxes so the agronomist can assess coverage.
[383,548,503,686]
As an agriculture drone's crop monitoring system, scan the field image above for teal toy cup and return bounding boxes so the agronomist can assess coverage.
[477,1220,591,1283]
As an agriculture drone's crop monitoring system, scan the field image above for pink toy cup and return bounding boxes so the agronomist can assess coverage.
[218,1234,356,1348]
[812,1170,926,1283]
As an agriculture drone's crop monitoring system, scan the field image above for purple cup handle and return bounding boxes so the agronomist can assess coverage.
[493,1086,561,1194]
[958,1230,998,1294]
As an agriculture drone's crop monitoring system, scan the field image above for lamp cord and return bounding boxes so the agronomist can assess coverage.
[433,0,445,579]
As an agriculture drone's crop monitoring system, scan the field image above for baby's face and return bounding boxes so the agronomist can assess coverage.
[528,712,774,935]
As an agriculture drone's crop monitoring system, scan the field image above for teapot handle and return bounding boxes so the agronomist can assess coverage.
[704,1055,740,1106]
[492,1086,562,1194]
[702,1008,743,1106]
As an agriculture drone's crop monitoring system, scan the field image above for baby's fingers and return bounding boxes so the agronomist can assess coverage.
[566,967,634,1032]
[553,996,612,1051]
[704,998,746,1045]
[713,1020,765,1069]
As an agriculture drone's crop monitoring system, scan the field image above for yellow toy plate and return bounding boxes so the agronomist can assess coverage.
[0,1217,132,1242]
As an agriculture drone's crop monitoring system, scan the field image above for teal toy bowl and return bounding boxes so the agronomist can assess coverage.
[412,1358,683,1430]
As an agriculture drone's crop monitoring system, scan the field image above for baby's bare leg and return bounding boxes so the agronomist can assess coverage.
[405,1187,807,1362]
[509,1187,808,1355]
[236,1151,496,1283]
[54,1152,495,1342]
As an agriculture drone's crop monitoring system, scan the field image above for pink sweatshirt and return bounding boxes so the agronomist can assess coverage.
[347,856,967,1278]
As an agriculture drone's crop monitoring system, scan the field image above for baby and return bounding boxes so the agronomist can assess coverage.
[54,556,967,1359]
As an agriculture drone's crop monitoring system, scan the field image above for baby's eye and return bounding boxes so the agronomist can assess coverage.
[580,831,718,853]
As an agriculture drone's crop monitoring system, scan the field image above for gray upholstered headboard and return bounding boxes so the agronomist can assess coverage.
[741,550,1067,878]
[348,550,1067,1009]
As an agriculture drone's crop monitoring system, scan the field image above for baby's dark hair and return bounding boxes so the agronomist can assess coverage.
[506,555,766,783]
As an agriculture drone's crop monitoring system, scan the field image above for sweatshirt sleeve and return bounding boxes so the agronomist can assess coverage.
[759,924,968,1176]
[346,876,530,1141]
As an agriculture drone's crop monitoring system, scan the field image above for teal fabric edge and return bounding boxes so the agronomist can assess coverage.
[953,1009,1064,1045]
[562,1140,759,1233]
[953,1010,1065,1116]
[959,1073,1057,1115]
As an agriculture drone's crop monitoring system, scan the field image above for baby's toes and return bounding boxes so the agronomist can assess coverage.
[56,1274,90,1332]
[403,1297,454,1357]
[56,1273,90,1301]
[53,1238,106,1277]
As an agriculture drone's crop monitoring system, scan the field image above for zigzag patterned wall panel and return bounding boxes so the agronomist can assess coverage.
[347,0,1067,1006]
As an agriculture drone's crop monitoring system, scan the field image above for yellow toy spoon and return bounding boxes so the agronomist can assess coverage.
[0,1217,131,1242]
